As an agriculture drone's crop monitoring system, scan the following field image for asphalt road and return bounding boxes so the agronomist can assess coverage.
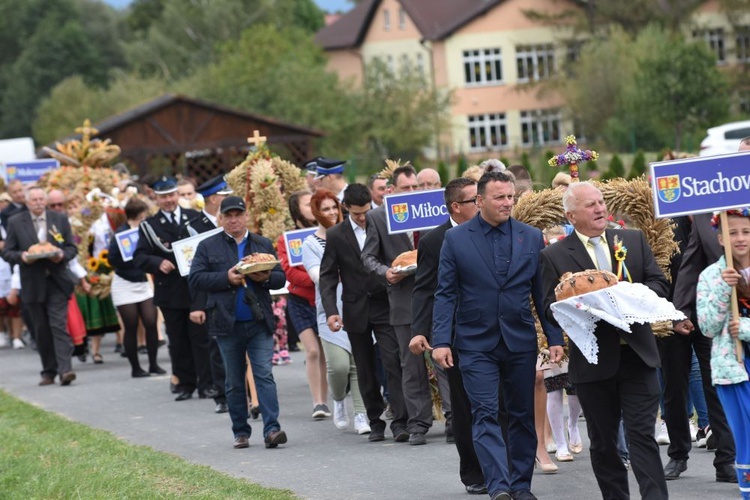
[0,337,738,499]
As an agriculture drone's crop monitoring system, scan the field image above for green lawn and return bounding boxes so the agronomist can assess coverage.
[0,390,296,499]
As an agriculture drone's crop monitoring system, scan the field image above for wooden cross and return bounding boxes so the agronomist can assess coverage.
[247,130,267,148]
[75,119,99,140]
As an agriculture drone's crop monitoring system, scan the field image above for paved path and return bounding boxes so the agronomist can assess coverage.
[0,337,738,499]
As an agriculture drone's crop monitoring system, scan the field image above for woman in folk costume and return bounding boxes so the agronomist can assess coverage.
[76,190,123,364]
[697,209,750,497]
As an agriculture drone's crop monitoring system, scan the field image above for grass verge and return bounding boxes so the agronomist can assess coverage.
[0,389,296,499]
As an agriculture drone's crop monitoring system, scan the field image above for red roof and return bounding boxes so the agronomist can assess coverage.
[315,0,503,50]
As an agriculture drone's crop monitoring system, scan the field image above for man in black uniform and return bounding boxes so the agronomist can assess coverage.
[183,175,233,413]
[133,176,217,403]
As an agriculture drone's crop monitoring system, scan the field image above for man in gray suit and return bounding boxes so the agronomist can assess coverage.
[362,165,433,445]
[2,187,78,386]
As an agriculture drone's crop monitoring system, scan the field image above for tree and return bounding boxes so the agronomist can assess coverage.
[627,34,729,150]
[629,150,646,179]
[33,72,169,145]
[604,153,624,180]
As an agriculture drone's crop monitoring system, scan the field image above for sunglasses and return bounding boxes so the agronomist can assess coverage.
[454,197,477,205]
[48,203,65,208]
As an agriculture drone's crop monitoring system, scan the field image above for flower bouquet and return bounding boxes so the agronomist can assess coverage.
[83,249,114,299]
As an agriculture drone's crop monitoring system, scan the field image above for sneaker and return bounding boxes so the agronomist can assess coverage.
[272,352,281,366]
[695,427,707,447]
[12,338,24,349]
[656,421,670,445]
[622,457,631,470]
[384,403,394,420]
[689,421,699,443]
[312,403,331,419]
[705,429,717,451]
[333,399,349,430]
[279,350,292,364]
[354,413,371,435]
[0,332,8,348]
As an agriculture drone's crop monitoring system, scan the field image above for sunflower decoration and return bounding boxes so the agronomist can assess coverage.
[86,256,99,272]
[82,249,114,298]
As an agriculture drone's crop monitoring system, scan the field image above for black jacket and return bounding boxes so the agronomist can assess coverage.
[188,230,285,336]
[108,224,147,283]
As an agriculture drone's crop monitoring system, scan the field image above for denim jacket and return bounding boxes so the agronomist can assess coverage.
[188,231,285,336]
[696,257,750,385]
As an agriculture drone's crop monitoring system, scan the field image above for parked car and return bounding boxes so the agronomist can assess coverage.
[699,120,750,157]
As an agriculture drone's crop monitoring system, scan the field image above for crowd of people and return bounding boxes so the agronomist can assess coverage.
[1,148,749,500]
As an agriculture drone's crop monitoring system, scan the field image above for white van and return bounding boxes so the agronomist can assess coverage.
[699,120,750,157]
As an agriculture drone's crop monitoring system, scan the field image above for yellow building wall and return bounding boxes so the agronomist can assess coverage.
[325,50,364,87]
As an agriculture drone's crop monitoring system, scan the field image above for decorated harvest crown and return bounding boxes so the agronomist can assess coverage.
[711,208,750,230]
[548,135,598,182]
[378,158,412,180]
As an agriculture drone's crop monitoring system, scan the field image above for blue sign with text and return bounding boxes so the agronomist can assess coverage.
[4,159,60,184]
[283,227,317,266]
[650,152,750,218]
[384,188,447,234]
[114,228,139,262]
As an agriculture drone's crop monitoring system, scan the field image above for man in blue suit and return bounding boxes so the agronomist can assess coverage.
[432,171,564,500]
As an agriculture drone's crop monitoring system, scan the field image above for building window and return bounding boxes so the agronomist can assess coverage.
[520,109,562,147]
[515,44,555,83]
[399,7,406,30]
[468,113,508,151]
[737,27,750,62]
[400,54,411,76]
[384,9,390,31]
[693,28,725,63]
[386,55,395,74]
[416,53,425,77]
[462,48,503,86]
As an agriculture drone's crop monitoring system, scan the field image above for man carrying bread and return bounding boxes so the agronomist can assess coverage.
[362,165,434,445]
[539,181,669,500]
[189,196,287,450]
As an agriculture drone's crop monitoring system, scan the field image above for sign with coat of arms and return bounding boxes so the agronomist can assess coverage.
[383,188,448,234]
[650,151,750,218]
[283,227,317,267]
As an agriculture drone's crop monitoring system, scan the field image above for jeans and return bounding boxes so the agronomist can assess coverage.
[688,349,709,429]
[216,320,280,439]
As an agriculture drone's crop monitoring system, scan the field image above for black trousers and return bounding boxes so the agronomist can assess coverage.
[576,346,668,500]
[659,328,736,467]
[347,321,407,435]
[161,307,214,394]
[28,289,72,378]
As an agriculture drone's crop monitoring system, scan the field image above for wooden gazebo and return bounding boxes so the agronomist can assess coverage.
[49,94,324,184]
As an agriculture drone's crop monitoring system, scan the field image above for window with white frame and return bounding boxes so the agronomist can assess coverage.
[515,44,555,83]
[384,9,390,31]
[400,54,411,76]
[693,28,725,63]
[468,113,508,150]
[386,55,395,74]
[399,7,406,30]
[463,48,503,86]
[416,52,425,77]
[737,27,750,62]
[520,109,562,147]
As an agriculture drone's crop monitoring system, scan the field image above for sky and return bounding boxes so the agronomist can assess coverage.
[104,0,352,14]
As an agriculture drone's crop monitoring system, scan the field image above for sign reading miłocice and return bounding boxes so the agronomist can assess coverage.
[383,188,448,235]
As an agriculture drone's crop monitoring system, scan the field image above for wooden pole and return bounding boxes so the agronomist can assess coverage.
[719,211,745,362]
[245,353,259,417]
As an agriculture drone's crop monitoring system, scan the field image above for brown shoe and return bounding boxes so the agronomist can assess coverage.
[264,430,287,449]
[38,376,55,386]
[60,371,76,386]
[233,435,249,449]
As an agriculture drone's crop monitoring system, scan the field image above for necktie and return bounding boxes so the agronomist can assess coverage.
[170,212,178,227]
[413,230,420,249]
[588,236,611,272]
[35,217,46,242]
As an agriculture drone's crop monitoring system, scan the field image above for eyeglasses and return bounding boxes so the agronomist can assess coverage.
[48,203,65,208]
[455,197,476,205]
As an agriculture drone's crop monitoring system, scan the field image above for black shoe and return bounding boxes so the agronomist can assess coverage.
[511,491,537,500]
[132,369,150,378]
[114,343,123,353]
[393,428,410,442]
[491,492,512,500]
[446,433,455,443]
[138,346,147,354]
[664,458,688,480]
[264,430,287,449]
[157,339,167,347]
[169,381,179,393]
[199,388,219,399]
[149,365,167,375]
[465,484,487,495]
[368,429,386,442]
[409,432,427,445]
[715,463,738,483]
[175,390,193,401]
[215,402,229,414]
[60,371,76,386]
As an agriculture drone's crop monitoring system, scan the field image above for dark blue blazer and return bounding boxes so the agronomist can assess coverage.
[432,215,563,352]
[188,230,285,336]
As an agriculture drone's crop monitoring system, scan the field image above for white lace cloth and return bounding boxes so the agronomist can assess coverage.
[550,282,686,364]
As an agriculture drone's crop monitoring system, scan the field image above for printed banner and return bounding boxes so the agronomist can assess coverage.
[283,227,317,267]
[383,188,447,234]
[172,227,223,277]
[3,159,60,184]
[114,228,139,262]
[650,151,750,218]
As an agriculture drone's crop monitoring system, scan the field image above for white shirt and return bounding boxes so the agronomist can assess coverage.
[349,216,366,250]
[336,183,349,203]
[203,210,218,228]
[161,207,182,225]
[450,217,459,227]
